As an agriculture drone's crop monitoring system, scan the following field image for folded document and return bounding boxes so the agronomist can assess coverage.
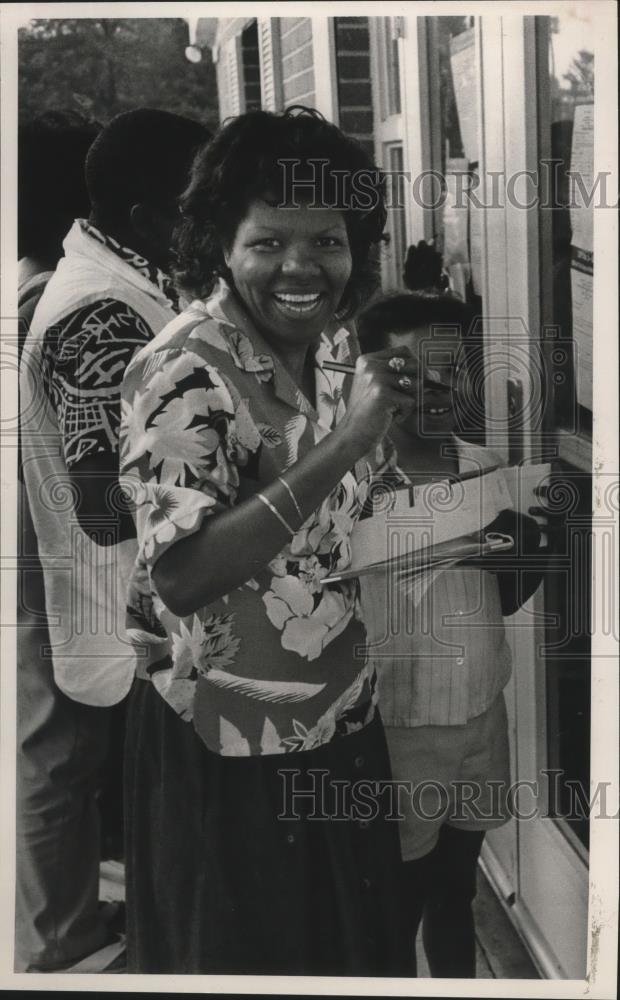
[321,463,550,585]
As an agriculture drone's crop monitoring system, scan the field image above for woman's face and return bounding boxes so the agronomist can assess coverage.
[223,198,353,349]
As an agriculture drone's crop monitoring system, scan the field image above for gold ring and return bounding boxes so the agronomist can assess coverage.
[389,356,406,372]
[398,375,413,390]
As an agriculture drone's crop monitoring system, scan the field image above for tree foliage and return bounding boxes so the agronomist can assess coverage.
[563,49,594,102]
[19,19,219,129]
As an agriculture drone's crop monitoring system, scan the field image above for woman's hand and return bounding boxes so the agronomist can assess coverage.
[334,348,421,456]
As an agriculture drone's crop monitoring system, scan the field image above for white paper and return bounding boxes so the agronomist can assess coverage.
[345,465,553,579]
[447,263,470,301]
[500,463,552,514]
[569,103,594,254]
[571,252,594,410]
[469,175,483,295]
[449,27,479,164]
[358,533,512,616]
[442,171,469,268]
[348,468,512,573]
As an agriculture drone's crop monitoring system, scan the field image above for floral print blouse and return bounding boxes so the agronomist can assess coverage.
[119,279,392,756]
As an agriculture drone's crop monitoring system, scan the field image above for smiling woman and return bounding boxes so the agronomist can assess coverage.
[118,106,424,976]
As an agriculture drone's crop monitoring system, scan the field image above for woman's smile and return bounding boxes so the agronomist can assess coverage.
[272,290,325,317]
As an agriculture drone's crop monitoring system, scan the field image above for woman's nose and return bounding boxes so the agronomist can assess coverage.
[280,247,321,276]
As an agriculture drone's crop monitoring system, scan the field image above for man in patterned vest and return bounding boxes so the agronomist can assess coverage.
[18,109,210,972]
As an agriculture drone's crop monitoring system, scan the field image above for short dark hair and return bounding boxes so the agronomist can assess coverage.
[358,291,487,440]
[357,291,476,353]
[18,110,101,259]
[175,106,387,318]
[85,108,211,226]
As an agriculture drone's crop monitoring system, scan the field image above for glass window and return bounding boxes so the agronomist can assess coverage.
[425,17,479,305]
[537,11,594,853]
[383,143,407,290]
[424,17,485,441]
[241,20,262,111]
[384,17,401,116]
[538,13,594,438]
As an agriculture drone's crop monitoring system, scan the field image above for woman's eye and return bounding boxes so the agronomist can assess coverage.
[316,236,344,248]
[251,238,281,249]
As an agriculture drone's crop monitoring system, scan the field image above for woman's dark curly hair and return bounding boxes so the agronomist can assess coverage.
[174,106,387,320]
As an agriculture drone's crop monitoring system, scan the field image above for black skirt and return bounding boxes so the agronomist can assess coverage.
[124,678,412,976]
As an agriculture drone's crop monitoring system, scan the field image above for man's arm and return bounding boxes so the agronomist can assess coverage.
[49,298,154,545]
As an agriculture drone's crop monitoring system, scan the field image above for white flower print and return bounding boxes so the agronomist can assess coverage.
[257,423,282,448]
[227,329,274,382]
[206,670,325,703]
[187,318,229,354]
[231,397,262,455]
[267,553,289,578]
[142,494,216,563]
[152,669,196,722]
[297,555,330,593]
[220,716,250,755]
[260,716,283,754]
[262,574,353,661]
[167,612,241,682]
[283,414,308,467]
[170,614,205,678]
[300,472,359,565]
[120,352,238,488]
[283,670,366,751]
[197,613,241,676]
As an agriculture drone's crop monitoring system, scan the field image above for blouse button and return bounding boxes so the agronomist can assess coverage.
[286,833,295,845]
[354,755,365,769]
[362,877,372,890]
[456,657,464,666]
[358,819,370,830]
[457,609,464,616]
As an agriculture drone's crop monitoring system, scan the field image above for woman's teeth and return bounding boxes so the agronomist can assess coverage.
[424,406,451,415]
[273,292,322,314]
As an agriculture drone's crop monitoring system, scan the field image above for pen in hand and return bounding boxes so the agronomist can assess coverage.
[321,360,456,394]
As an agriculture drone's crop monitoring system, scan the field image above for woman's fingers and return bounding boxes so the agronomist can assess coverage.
[383,384,418,419]
[357,365,421,403]
[356,350,421,384]
[336,346,422,452]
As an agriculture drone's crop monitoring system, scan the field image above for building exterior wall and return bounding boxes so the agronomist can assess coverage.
[213,17,374,145]
[240,21,261,111]
[215,28,242,120]
[333,17,374,156]
[258,19,282,112]
[279,17,315,107]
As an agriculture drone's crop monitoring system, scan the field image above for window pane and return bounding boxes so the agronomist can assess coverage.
[384,17,401,117]
[538,11,594,852]
[426,17,479,303]
[539,13,594,433]
[389,144,406,275]
[425,17,485,442]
